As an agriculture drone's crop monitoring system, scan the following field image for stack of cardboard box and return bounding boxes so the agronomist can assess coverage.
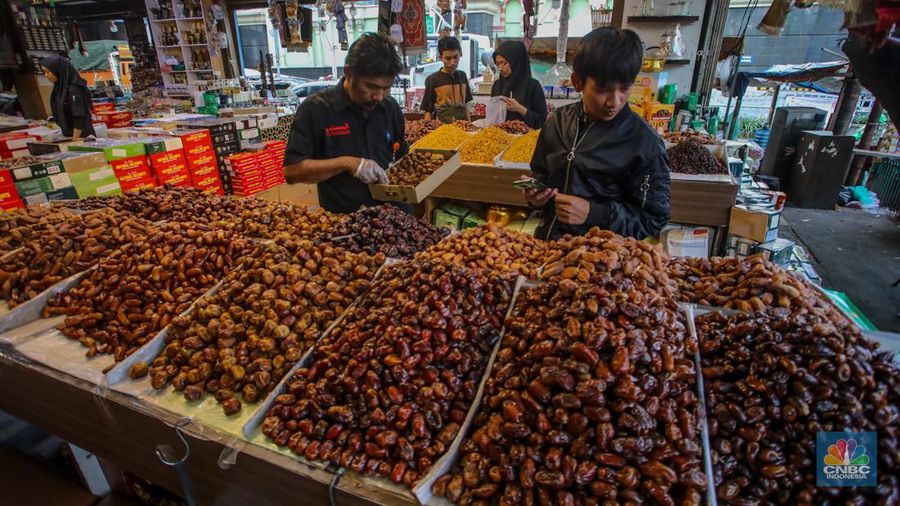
[69,139,154,194]
[144,137,192,188]
[1,132,38,160]
[60,152,122,199]
[178,119,239,194]
[263,140,286,188]
[726,190,795,263]
[0,168,23,209]
[176,129,225,195]
[3,153,95,205]
[235,117,262,150]
[92,101,134,129]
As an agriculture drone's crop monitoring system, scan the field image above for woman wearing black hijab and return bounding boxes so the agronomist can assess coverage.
[41,56,95,138]
[490,41,548,129]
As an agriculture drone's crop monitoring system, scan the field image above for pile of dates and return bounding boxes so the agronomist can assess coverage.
[0,206,74,251]
[433,278,707,505]
[698,310,899,503]
[326,205,449,259]
[71,185,272,223]
[387,152,446,186]
[667,254,849,327]
[496,120,532,135]
[667,140,727,175]
[214,202,343,241]
[142,240,384,415]
[261,259,513,486]
[421,223,547,279]
[542,227,674,298]
[405,119,443,146]
[44,222,253,361]
[1,210,153,308]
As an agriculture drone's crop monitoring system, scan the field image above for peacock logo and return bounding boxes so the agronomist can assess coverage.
[817,432,877,487]
[824,439,870,466]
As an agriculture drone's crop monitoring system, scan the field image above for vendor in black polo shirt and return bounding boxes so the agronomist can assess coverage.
[284,33,408,214]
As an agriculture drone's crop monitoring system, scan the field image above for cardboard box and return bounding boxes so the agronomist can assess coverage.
[157,171,192,186]
[662,225,710,258]
[155,162,191,181]
[234,117,259,130]
[726,234,761,257]
[629,72,668,104]
[728,205,780,243]
[189,163,219,179]
[370,150,461,204]
[0,132,38,151]
[56,152,108,174]
[184,143,215,158]
[27,139,84,155]
[70,139,146,161]
[15,177,52,196]
[0,169,12,187]
[0,196,24,210]
[432,203,471,232]
[178,118,236,135]
[756,238,795,266]
[10,158,65,182]
[174,129,213,148]
[644,103,675,134]
[93,101,116,113]
[69,166,117,187]
[120,176,158,193]
[74,177,122,199]
[143,137,184,155]
[0,186,21,203]
[148,150,186,167]
[110,156,152,178]
[24,186,79,205]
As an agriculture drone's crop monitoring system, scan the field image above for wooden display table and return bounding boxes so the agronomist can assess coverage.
[0,356,417,506]
[430,164,738,228]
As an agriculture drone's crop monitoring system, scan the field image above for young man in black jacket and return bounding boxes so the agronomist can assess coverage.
[523,28,671,240]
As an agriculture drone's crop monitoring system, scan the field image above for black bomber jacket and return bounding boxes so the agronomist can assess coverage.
[531,103,671,240]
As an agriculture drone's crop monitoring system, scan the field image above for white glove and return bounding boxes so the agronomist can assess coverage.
[353,158,389,184]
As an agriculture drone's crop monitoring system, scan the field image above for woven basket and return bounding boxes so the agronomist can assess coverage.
[591,8,613,28]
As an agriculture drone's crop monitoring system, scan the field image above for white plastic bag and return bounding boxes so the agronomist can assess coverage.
[485,96,507,126]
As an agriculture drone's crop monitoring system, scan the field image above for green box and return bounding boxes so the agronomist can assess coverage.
[15,176,54,196]
[756,238,795,266]
[462,211,487,229]
[69,166,117,188]
[142,137,184,155]
[45,186,79,201]
[10,158,65,182]
[74,176,122,198]
[70,140,146,161]
[432,203,470,232]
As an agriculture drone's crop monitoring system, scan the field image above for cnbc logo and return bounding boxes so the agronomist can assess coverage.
[817,432,877,487]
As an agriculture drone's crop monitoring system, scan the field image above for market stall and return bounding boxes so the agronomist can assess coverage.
[0,187,896,505]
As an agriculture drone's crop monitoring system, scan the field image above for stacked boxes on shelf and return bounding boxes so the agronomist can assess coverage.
[0,167,23,209]
[175,129,225,195]
[178,119,238,194]
[235,116,262,150]
[1,132,38,160]
[144,137,192,188]
[2,153,99,206]
[59,152,121,199]
[69,139,155,193]
[92,100,134,129]
[224,142,286,197]
[726,189,795,263]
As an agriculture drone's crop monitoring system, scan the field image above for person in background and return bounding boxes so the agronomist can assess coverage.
[523,27,671,240]
[491,40,547,129]
[283,33,409,214]
[421,36,473,123]
[41,56,95,138]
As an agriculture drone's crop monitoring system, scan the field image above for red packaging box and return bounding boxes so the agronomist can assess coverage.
[193,174,223,189]
[96,111,133,122]
[184,143,215,158]
[149,150,186,167]
[0,169,13,188]
[186,152,217,169]
[0,198,24,210]
[0,186,22,203]
[176,129,213,149]
[189,163,219,179]
[110,155,151,175]
[155,161,191,181]
[0,133,37,151]
[93,102,116,113]
[158,171,192,186]
[120,176,158,193]
[1,148,31,160]
[107,120,134,128]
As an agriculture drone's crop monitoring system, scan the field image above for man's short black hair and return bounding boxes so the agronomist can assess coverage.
[438,36,462,56]
[573,28,643,89]
[345,32,404,78]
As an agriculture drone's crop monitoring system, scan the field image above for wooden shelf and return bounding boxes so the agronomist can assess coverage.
[151,18,177,22]
[178,16,205,20]
[627,15,699,23]
[157,45,183,49]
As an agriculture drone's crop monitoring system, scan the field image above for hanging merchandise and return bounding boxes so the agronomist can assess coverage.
[210,0,225,20]
[522,0,537,48]
[332,0,349,49]
[544,0,573,94]
[392,0,404,13]
[437,0,451,15]
[390,23,404,43]
[400,0,426,55]
[269,0,310,51]
[453,0,467,34]
[672,24,685,58]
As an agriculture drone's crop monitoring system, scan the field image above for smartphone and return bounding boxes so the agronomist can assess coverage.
[513,177,549,191]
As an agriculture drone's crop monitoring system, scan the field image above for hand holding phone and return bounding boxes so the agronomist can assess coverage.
[516,176,556,207]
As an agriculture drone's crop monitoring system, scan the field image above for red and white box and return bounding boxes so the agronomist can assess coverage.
[93,101,116,113]
[110,156,152,183]
[0,132,38,152]
[0,186,24,209]
[0,169,14,188]
[176,129,214,150]
[95,110,134,128]
[120,176,158,193]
